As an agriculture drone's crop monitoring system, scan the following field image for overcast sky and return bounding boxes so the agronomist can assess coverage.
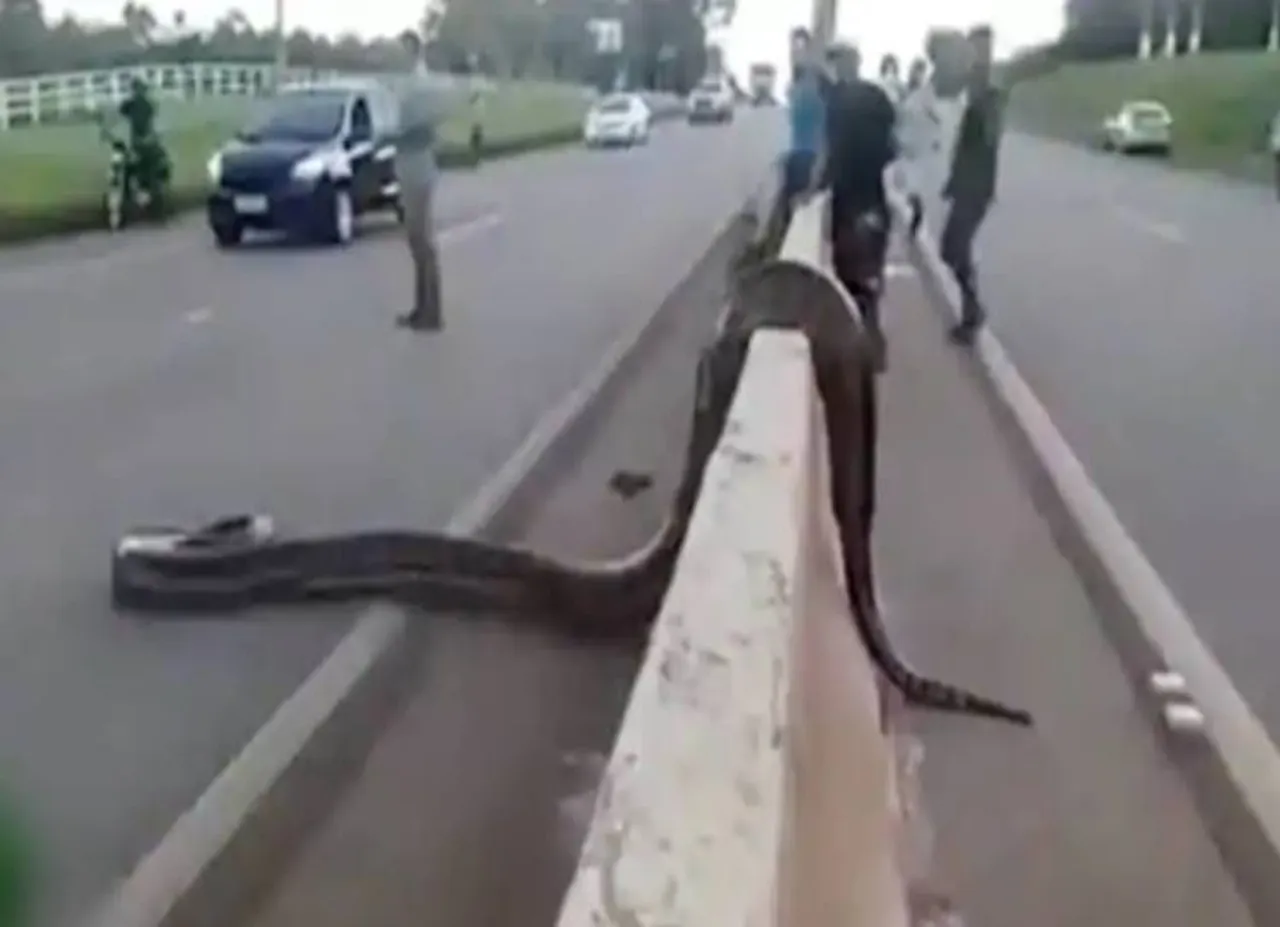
[45,0,1065,75]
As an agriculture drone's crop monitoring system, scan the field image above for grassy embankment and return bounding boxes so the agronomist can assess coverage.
[0,82,589,243]
[1007,50,1280,181]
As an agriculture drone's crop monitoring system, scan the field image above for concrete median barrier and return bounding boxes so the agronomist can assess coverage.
[554,199,911,927]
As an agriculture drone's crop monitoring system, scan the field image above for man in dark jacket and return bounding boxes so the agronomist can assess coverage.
[940,25,1003,344]
[810,43,896,368]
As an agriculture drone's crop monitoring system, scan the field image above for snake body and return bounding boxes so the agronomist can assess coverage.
[112,253,1031,727]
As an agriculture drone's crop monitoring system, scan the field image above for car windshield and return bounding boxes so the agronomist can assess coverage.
[1127,103,1169,122]
[242,92,347,142]
[595,97,633,115]
[696,81,721,93]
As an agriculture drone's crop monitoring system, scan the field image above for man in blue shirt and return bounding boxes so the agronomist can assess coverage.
[783,27,826,204]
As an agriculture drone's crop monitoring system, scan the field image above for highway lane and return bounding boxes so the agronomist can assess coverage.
[0,110,784,921]
[913,133,1280,746]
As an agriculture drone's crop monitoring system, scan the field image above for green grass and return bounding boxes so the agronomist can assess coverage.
[0,84,588,242]
[1007,51,1280,181]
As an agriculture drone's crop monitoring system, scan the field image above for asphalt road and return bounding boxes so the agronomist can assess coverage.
[0,109,783,920]
[916,133,1280,748]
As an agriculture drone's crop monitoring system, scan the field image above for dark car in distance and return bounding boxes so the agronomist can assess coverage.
[205,81,402,248]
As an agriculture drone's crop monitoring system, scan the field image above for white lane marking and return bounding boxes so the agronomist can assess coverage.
[0,233,191,292]
[0,208,504,297]
[87,194,679,927]
[894,191,1280,869]
[438,211,503,245]
[1111,204,1185,244]
[141,216,501,335]
[885,262,916,279]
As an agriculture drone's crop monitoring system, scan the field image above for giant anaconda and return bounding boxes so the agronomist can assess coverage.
[111,257,1032,727]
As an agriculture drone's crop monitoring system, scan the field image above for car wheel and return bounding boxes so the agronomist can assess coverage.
[319,183,355,246]
[104,189,125,232]
[211,218,243,249]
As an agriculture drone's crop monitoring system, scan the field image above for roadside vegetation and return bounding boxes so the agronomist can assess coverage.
[1007,51,1280,181]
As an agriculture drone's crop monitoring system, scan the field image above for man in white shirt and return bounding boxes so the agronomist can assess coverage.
[394,28,447,331]
[878,53,905,106]
[896,57,940,238]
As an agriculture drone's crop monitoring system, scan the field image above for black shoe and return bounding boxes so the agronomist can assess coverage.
[396,312,440,331]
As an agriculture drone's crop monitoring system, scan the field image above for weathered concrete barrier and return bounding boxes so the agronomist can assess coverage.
[554,199,909,926]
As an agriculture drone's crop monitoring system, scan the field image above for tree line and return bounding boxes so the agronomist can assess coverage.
[0,0,726,93]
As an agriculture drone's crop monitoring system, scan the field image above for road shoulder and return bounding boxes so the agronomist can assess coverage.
[875,262,1253,926]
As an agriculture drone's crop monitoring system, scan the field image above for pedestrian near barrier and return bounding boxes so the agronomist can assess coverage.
[895,57,939,239]
[939,24,1003,346]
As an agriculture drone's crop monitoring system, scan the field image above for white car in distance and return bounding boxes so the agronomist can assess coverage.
[687,77,735,124]
[583,94,652,148]
[1100,100,1173,156]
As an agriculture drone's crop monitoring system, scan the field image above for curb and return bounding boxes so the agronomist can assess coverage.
[87,202,757,927]
[892,192,1280,926]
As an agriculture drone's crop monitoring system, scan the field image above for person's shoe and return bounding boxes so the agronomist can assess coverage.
[948,321,978,345]
[396,312,441,332]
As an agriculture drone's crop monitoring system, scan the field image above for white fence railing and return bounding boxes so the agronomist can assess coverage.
[0,62,505,131]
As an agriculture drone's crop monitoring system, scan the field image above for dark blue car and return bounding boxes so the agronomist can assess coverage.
[206,81,402,248]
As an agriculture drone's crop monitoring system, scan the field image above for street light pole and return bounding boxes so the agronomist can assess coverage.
[273,0,287,88]
[811,0,837,47]
[1137,0,1153,58]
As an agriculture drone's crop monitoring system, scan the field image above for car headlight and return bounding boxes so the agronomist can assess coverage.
[291,148,348,183]
[206,152,222,184]
[291,152,329,182]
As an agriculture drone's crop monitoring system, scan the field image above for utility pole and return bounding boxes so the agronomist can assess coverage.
[273,0,287,88]
[1270,0,1279,52]
[811,0,837,47]
[1162,0,1178,57]
[1137,0,1153,58]
[1187,0,1202,53]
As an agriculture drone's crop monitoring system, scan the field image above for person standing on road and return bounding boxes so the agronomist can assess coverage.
[940,24,1003,345]
[468,85,486,168]
[782,28,827,209]
[897,56,940,238]
[878,54,905,106]
[393,28,447,332]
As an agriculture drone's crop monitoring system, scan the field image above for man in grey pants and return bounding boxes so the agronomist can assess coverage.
[394,29,445,331]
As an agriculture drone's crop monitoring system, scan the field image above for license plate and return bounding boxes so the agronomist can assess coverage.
[233,195,268,215]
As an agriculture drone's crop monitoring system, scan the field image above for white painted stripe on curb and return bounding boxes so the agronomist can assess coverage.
[87,206,718,927]
[895,193,1280,861]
